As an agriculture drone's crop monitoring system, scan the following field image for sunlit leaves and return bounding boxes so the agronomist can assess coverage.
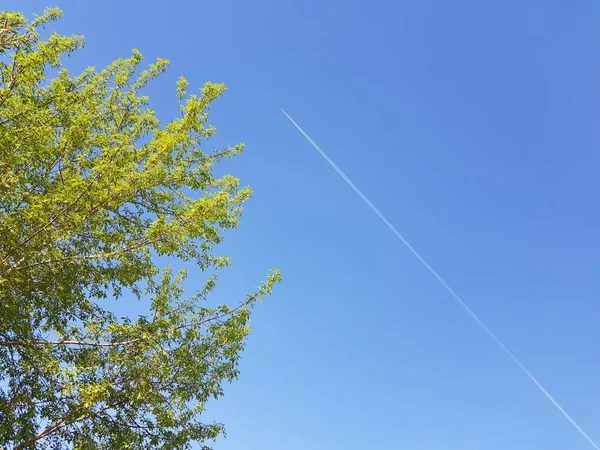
[0,8,280,449]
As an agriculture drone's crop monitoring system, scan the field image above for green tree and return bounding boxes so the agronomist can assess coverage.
[0,8,281,449]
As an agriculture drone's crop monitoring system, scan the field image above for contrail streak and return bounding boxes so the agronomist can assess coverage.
[281,108,599,449]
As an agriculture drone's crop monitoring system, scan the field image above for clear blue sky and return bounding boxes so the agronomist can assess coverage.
[9,1,600,448]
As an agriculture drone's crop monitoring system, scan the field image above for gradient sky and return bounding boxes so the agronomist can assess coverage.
[9,1,600,449]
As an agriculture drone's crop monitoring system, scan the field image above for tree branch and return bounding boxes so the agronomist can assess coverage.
[0,304,244,350]
[15,406,111,450]
[0,338,143,348]
[9,238,154,273]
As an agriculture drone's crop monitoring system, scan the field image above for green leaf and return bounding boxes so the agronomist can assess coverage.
[0,7,281,450]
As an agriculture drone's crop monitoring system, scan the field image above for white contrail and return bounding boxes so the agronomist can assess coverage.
[281,108,599,449]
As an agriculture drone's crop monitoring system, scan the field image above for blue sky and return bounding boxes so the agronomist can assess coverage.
[10,0,600,448]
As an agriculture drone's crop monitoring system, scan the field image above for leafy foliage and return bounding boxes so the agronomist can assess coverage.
[0,8,281,449]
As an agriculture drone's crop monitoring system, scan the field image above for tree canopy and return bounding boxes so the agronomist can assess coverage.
[0,8,280,449]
